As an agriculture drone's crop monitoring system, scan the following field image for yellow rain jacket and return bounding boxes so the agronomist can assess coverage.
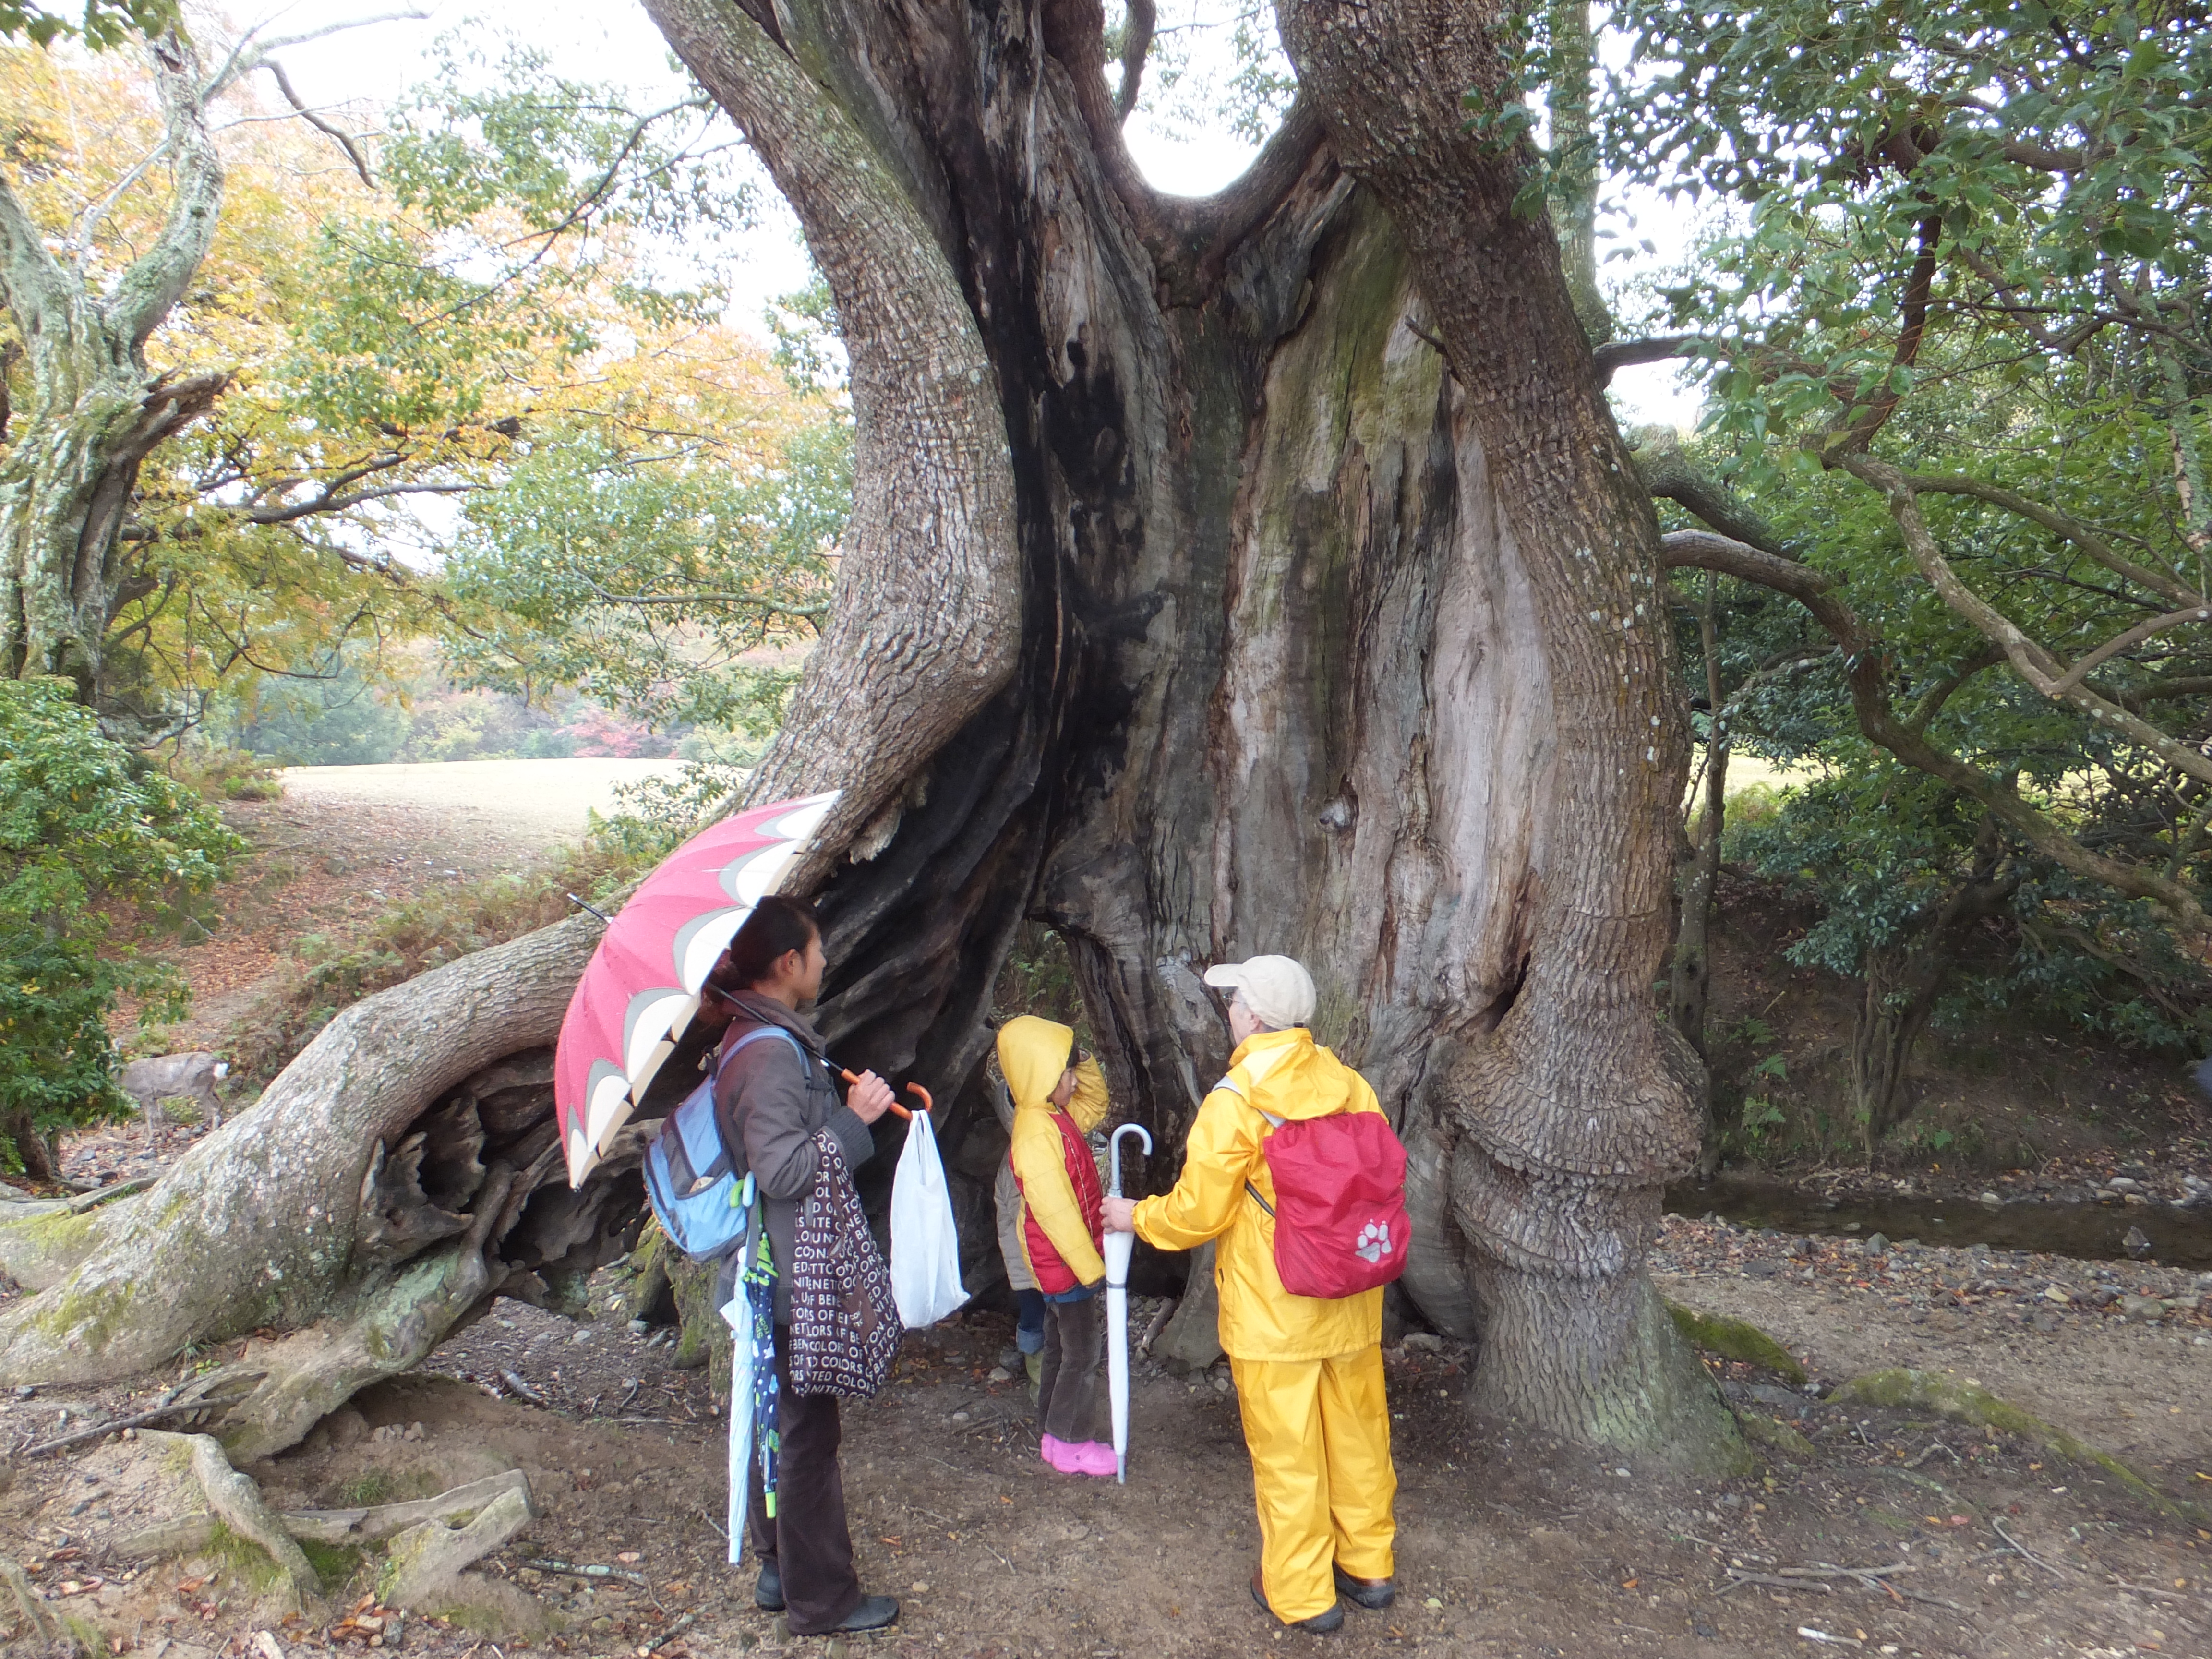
[1133,1024,1396,1623]
[998,1015,1110,1292]
[1130,1025,1385,1360]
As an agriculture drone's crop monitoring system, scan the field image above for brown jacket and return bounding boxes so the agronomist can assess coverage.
[711,991,875,1323]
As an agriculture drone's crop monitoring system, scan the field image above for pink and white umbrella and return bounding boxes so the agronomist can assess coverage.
[553,790,840,1186]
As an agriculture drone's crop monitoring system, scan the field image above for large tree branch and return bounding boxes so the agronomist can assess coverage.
[1826,212,1941,457]
[1115,0,1155,121]
[1594,334,1707,383]
[0,170,70,346]
[643,0,1022,870]
[1634,428,1794,556]
[1898,470,2200,609]
[104,29,223,355]
[1659,525,2212,934]
[1841,455,2212,798]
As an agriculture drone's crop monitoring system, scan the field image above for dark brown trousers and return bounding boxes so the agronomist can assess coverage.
[1038,1291,1110,1445]
[747,1322,861,1634]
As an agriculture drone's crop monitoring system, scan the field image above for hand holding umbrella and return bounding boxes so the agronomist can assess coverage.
[1104,1123,1152,1485]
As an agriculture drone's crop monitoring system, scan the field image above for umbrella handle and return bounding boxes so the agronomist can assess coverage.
[1109,1122,1153,1197]
[836,1070,932,1120]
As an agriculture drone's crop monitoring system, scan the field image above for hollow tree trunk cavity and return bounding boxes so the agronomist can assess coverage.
[642,0,1735,1464]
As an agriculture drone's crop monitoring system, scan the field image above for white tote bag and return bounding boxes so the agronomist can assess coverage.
[889,1109,967,1327]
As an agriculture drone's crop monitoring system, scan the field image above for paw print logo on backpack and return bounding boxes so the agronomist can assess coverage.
[1354,1219,1392,1265]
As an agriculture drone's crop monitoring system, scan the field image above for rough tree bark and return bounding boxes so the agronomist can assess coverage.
[0,26,227,698]
[0,0,1741,1467]
[0,916,652,1457]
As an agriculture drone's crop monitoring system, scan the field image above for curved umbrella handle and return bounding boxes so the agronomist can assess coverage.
[835,1069,932,1120]
[1109,1123,1153,1197]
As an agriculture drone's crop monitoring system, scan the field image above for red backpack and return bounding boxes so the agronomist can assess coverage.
[1241,1101,1411,1299]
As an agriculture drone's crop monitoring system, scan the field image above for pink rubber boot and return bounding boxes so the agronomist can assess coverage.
[1070,1441,1117,1478]
[1039,1433,1081,1473]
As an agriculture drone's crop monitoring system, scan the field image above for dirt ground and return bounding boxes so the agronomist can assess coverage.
[120,759,681,1051]
[3,1255,2209,1659]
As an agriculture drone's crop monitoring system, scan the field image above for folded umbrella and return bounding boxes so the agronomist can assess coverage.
[719,1175,777,1561]
[1105,1123,1152,1484]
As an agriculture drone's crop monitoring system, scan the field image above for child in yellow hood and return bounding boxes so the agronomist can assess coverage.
[997,1015,1115,1478]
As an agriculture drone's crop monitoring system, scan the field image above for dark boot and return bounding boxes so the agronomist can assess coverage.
[1333,1566,1395,1610]
[1252,1574,1344,1634]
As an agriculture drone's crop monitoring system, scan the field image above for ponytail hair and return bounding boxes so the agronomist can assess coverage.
[718,893,821,992]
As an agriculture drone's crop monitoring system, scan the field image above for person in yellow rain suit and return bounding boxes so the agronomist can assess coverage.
[1103,955,1397,1634]
[997,1015,1117,1477]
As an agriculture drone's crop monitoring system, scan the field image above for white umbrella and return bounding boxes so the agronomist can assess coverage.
[718,1174,769,1561]
[1105,1124,1153,1484]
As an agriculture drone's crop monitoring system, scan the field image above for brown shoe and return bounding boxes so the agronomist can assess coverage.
[1332,1566,1395,1610]
[1251,1572,1344,1633]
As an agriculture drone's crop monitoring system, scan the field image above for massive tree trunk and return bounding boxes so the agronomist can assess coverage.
[0,0,1739,1468]
[637,0,1732,1464]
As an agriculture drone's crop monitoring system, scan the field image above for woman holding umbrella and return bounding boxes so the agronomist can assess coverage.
[708,893,902,1635]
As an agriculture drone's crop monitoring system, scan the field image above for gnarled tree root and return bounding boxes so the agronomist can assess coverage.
[1832,1368,2209,1523]
[114,1471,534,1559]
[143,1431,323,1610]
[1663,1298,1810,1383]
[0,917,663,1460]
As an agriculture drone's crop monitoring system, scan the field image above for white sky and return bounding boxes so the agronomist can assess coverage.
[260,0,1703,428]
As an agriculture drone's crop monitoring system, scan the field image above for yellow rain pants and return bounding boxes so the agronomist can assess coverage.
[1232,1344,1397,1623]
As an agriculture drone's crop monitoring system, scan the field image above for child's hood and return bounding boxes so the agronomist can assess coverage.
[997,1015,1075,1115]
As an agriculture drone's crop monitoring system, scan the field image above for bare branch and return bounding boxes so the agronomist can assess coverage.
[203,9,434,102]
[2048,602,2212,697]
[1594,334,1707,384]
[1840,454,2212,799]
[259,60,374,187]
[70,139,174,271]
[1899,471,2202,610]
[1905,647,2004,733]
[1661,523,2212,935]
[242,481,483,524]
[1116,0,1155,122]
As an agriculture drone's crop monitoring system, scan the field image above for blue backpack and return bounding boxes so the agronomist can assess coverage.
[644,1025,803,1260]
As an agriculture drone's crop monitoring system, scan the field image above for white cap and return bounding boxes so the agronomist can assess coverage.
[1203,955,1317,1030]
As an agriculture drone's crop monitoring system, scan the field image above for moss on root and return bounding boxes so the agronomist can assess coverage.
[1734,1410,1815,1461]
[296,1539,363,1590]
[1832,1368,2207,1524]
[1664,1298,1808,1383]
[665,1251,732,1395]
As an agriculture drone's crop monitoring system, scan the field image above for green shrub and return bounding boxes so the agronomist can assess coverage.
[0,680,243,1177]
